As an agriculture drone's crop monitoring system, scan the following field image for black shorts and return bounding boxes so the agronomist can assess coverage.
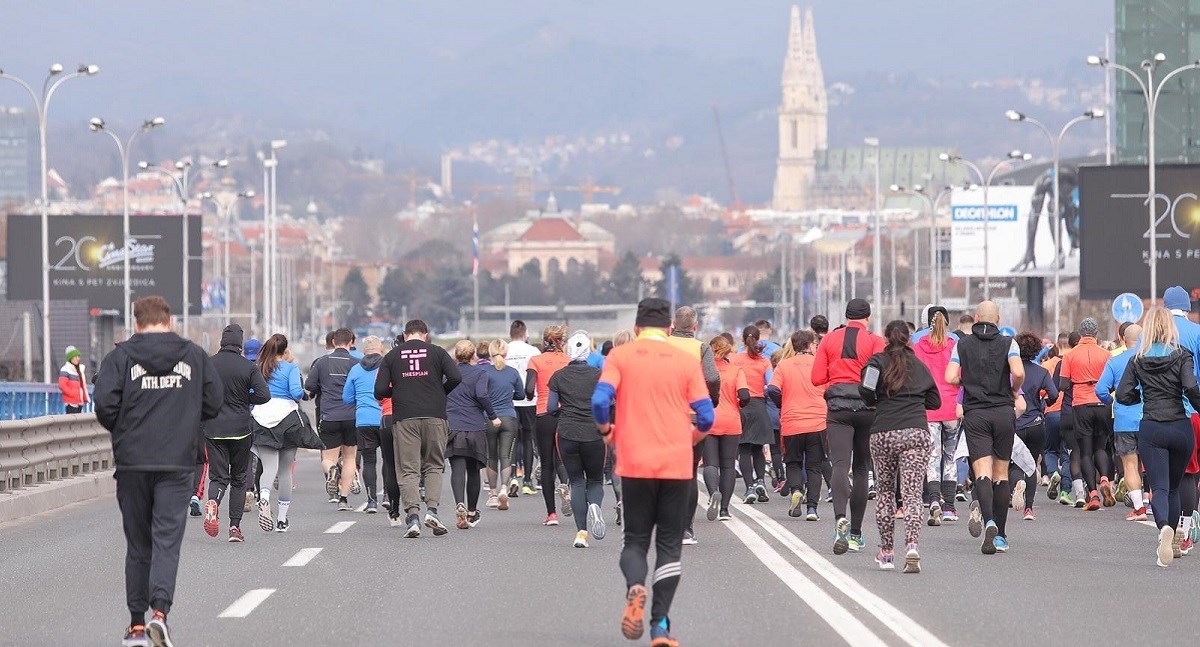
[1074,405,1113,443]
[963,406,1016,462]
[319,419,357,448]
[358,425,382,452]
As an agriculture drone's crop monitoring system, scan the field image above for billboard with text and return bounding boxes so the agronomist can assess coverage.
[950,184,1078,278]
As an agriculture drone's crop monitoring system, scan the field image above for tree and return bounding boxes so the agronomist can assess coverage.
[508,259,547,306]
[604,251,645,304]
[341,267,372,328]
[377,267,421,320]
[654,254,703,307]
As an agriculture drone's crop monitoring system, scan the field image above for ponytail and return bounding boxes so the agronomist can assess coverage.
[488,339,508,370]
[258,333,288,382]
[929,312,948,349]
[742,325,762,359]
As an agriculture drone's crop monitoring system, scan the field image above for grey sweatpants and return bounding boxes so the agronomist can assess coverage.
[254,445,296,503]
[394,417,448,515]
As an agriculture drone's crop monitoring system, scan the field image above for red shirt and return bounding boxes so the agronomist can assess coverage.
[529,351,569,415]
[811,321,885,387]
[601,331,709,479]
[731,352,771,398]
[1060,338,1109,407]
[710,360,748,436]
[770,354,827,436]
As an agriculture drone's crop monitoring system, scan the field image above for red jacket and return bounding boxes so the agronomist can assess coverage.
[811,321,885,388]
[58,362,89,407]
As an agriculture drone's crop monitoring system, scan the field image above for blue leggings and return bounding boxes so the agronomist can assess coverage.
[1138,418,1195,530]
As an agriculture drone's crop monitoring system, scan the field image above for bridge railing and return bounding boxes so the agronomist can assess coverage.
[0,414,112,493]
[0,383,94,421]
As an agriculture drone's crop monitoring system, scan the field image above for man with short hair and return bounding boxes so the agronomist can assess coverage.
[754,319,783,356]
[94,296,224,647]
[667,305,720,546]
[945,300,1024,555]
[951,314,975,341]
[1097,324,1147,521]
[809,315,829,343]
[306,327,361,510]
[1059,317,1114,511]
[507,320,541,495]
[375,319,462,538]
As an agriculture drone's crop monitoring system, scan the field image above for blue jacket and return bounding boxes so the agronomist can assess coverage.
[480,360,523,419]
[342,354,383,428]
[1097,348,1143,432]
[267,361,304,401]
[446,363,497,432]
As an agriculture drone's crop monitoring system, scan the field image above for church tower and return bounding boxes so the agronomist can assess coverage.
[772,5,828,211]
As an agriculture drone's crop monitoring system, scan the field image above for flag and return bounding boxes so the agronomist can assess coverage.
[472,218,480,277]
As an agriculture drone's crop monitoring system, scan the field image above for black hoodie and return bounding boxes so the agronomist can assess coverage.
[95,331,224,471]
[1117,347,1200,422]
[205,324,271,440]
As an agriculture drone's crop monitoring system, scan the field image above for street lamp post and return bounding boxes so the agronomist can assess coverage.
[1088,53,1200,304]
[202,190,256,328]
[940,151,1031,302]
[890,184,953,305]
[258,140,286,336]
[0,63,99,381]
[89,117,165,333]
[865,136,882,329]
[1006,108,1104,332]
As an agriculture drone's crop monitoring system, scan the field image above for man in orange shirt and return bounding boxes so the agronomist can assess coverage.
[592,298,713,647]
[1059,317,1114,511]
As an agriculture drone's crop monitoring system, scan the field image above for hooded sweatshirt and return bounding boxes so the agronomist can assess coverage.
[206,324,271,440]
[343,353,384,428]
[951,321,1019,412]
[913,334,959,423]
[1117,345,1200,422]
[94,331,223,471]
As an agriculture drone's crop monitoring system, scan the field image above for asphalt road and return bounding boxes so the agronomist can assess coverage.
[3,452,1199,646]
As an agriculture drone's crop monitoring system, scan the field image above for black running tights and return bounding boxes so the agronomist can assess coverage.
[449,456,483,511]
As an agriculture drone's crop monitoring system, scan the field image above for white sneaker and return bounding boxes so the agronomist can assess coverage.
[573,530,589,548]
[485,494,501,509]
[1012,479,1026,511]
[587,503,606,541]
[1158,525,1174,567]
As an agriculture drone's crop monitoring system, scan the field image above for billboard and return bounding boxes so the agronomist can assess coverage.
[6,214,202,315]
[950,184,1079,278]
[1078,164,1200,300]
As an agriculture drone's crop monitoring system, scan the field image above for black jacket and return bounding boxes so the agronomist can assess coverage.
[305,348,357,422]
[374,339,462,420]
[1117,348,1200,422]
[956,322,1016,411]
[95,331,223,471]
[859,347,941,434]
[205,346,270,440]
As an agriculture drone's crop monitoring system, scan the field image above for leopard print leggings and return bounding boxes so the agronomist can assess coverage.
[870,428,933,551]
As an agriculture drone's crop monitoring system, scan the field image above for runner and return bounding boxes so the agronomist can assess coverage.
[507,320,541,497]
[550,330,606,547]
[1059,317,1113,511]
[1040,335,1069,504]
[374,319,462,538]
[810,315,829,344]
[479,339,523,511]
[306,327,360,511]
[591,298,713,647]
[445,339,499,530]
[1097,324,1147,521]
[342,335,386,515]
[860,320,940,573]
[95,296,223,647]
[203,324,270,541]
[1164,286,1200,553]
[913,306,961,524]
[944,301,1024,555]
[706,336,747,522]
[666,306,720,546]
[1012,331,1058,520]
[251,334,308,533]
[732,325,774,506]
[241,337,263,514]
[1116,307,1200,567]
[607,329,637,526]
[768,330,828,521]
[526,325,572,525]
[811,298,885,555]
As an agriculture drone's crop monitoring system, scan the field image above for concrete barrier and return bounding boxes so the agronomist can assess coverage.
[0,414,115,523]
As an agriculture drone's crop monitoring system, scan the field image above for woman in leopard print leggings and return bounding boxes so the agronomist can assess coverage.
[860,320,941,574]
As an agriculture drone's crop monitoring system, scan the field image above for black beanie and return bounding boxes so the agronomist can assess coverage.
[636,298,672,328]
[845,298,871,320]
[220,323,244,349]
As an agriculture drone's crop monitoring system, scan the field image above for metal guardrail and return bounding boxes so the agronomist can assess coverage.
[0,414,112,493]
[0,383,94,421]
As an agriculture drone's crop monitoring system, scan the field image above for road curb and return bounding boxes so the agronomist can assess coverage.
[0,471,116,524]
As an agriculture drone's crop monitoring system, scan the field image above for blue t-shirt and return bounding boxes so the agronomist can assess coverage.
[1096,348,1143,432]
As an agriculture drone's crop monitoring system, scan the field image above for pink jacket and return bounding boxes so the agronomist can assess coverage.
[913,336,959,423]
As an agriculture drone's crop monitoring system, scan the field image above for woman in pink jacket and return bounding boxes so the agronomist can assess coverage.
[912,307,961,525]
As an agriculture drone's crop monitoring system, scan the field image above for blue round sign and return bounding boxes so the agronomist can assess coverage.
[999,326,1017,338]
[1112,293,1144,324]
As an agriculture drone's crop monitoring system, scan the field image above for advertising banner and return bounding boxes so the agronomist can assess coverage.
[950,185,1077,278]
[6,214,202,315]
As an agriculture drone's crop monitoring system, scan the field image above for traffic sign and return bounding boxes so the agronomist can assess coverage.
[1111,293,1143,324]
[999,326,1017,338]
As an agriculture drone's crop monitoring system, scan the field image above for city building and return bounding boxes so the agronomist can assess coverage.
[772,5,827,211]
[1115,1,1200,163]
[480,194,616,276]
[0,107,35,204]
[639,255,772,301]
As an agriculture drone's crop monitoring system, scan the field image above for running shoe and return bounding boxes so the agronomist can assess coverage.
[244,491,255,513]
[350,472,362,495]
[847,534,864,552]
[942,509,959,523]
[1023,508,1036,521]
[772,478,786,495]
[365,499,378,514]
[1084,493,1101,511]
[123,624,149,647]
[574,529,589,548]
[456,502,470,530]
[381,500,391,512]
[614,502,623,526]
[1011,479,1026,511]
[1126,507,1148,521]
[543,513,559,526]
[1173,526,1184,559]
[588,503,607,540]
[826,492,834,503]
[707,491,721,521]
[1181,537,1194,556]
[743,490,757,505]
[994,536,1009,553]
[498,491,510,511]
[424,510,449,536]
[1040,474,1050,487]
[867,484,877,501]
[1047,472,1061,501]
[875,551,895,571]
[649,617,679,647]
[1058,491,1075,506]
[275,519,289,533]
[228,526,244,543]
[928,502,942,527]
[558,484,573,517]
[522,483,537,496]
[719,509,733,521]
[968,500,983,538]
[1123,493,1134,508]
[981,520,998,555]
[325,466,340,499]
[146,611,172,647]
[188,496,202,517]
[1192,511,1200,543]
[682,529,698,546]
[508,478,520,498]
[1099,477,1116,507]
[832,517,851,555]
[621,584,648,640]
[468,510,481,528]
[754,481,770,503]
[805,508,819,522]
[1114,477,1128,505]
[404,514,421,538]
[257,499,273,532]
[1157,526,1174,567]
[202,500,219,538]
[788,491,804,518]
[955,486,967,502]
[485,494,500,509]
[894,507,905,520]
[903,544,920,574]
[388,515,402,529]
[337,496,351,512]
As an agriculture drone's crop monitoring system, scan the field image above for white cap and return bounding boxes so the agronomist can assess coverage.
[566,331,592,362]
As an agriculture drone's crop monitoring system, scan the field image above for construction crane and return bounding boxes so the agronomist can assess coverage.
[557,176,621,204]
[711,102,742,209]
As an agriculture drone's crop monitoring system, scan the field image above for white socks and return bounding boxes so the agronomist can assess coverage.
[1130,489,1144,510]
[278,500,290,523]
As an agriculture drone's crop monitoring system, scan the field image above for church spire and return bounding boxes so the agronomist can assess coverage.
[783,5,804,77]
[802,6,820,70]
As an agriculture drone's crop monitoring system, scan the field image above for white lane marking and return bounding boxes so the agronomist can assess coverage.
[282,547,323,567]
[735,503,951,647]
[218,589,276,618]
[723,514,888,647]
[324,521,356,534]
[356,502,368,512]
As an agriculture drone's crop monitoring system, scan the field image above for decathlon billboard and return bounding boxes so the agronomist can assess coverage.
[1078,164,1200,300]
[949,184,1075,278]
[6,214,202,315]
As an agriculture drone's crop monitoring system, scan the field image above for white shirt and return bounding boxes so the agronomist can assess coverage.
[506,339,541,407]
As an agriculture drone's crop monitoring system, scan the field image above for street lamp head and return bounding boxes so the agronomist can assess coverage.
[863,136,880,147]
[84,64,100,76]
[1086,55,1106,67]
[143,117,165,130]
[88,117,105,132]
[175,160,188,170]
[889,184,902,192]
[270,139,288,150]
[1005,110,1025,122]
[1008,149,1025,159]
[913,184,926,193]
[49,63,63,75]
[1155,52,1167,64]
[938,152,951,162]
[136,161,149,170]
[240,190,256,199]
[1085,108,1105,119]
[214,159,229,169]
[200,192,213,200]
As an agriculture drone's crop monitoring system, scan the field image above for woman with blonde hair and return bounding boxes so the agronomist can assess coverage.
[526,325,572,525]
[1117,307,1200,567]
[479,339,524,511]
[445,339,500,529]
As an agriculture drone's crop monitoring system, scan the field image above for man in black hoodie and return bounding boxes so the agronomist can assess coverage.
[202,323,270,542]
[94,296,224,647]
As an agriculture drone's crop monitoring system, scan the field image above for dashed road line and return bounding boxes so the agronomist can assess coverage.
[218,589,276,618]
[282,547,323,567]
[325,520,356,534]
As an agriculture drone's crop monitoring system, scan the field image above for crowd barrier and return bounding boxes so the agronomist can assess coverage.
[0,414,111,493]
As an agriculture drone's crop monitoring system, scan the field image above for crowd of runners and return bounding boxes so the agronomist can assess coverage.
[101,289,1200,647]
